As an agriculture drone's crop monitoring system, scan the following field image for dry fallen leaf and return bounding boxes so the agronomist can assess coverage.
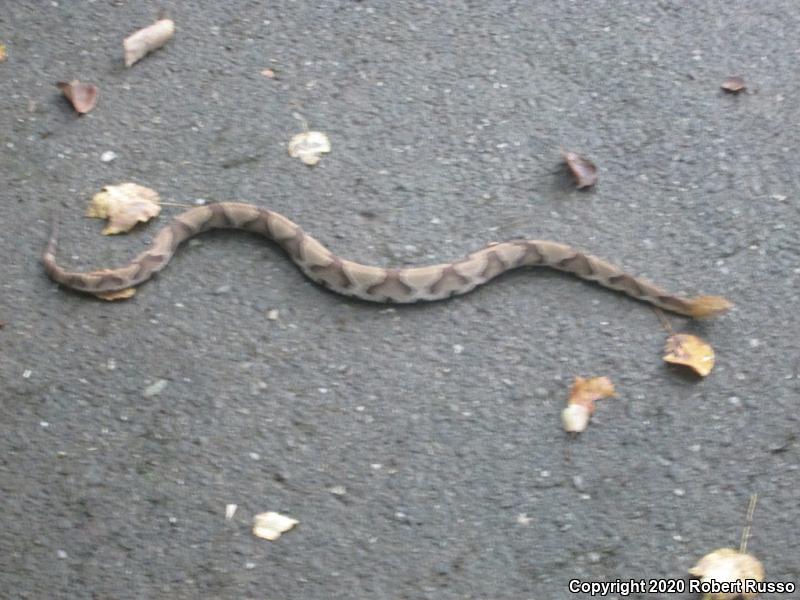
[562,151,597,189]
[288,131,331,166]
[252,511,298,541]
[561,376,615,433]
[721,76,746,94]
[56,80,98,114]
[124,19,175,67]
[260,68,276,79]
[689,548,765,600]
[86,183,161,234]
[0,43,7,62]
[94,287,136,301]
[663,333,715,377]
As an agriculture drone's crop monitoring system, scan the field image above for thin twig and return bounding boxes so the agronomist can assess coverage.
[653,307,674,335]
[739,493,758,554]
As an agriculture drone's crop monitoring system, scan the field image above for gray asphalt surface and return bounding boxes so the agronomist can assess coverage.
[2,2,798,599]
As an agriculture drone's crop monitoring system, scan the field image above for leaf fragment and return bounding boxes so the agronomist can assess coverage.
[721,76,746,94]
[0,43,7,62]
[94,287,136,301]
[86,183,161,234]
[56,80,98,114]
[288,131,331,166]
[252,511,298,541]
[561,376,615,433]
[689,548,764,600]
[663,334,715,376]
[124,19,175,67]
[562,151,597,189]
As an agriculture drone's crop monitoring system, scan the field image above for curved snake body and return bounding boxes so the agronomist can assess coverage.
[42,202,731,317]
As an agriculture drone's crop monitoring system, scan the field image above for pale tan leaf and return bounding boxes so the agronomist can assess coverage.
[124,19,175,67]
[689,548,764,600]
[664,334,715,376]
[288,131,331,166]
[252,511,298,541]
[56,80,98,114]
[0,43,7,63]
[86,183,161,234]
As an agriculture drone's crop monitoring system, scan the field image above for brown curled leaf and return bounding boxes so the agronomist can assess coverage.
[663,333,715,377]
[56,80,99,114]
[561,376,615,433]
[124,19,175,67]
[721,76,746,94]
[562,151,597,189]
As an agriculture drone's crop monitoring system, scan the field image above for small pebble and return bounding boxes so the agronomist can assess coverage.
[143,379,168,397]
[452,344,464,354]
[213,284,231,295]
[100,150,117,162]
[267,309,279,320]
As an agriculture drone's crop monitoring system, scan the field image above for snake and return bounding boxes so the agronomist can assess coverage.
[42,201,732,317]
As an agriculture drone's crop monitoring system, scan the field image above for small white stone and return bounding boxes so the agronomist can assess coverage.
[143,379,168,397]
[516,513,531,525]
[673,488,686,497]
[452,344,464,354]
[100,150,117,162]
[249,452,260,460]
[267,309,279,320]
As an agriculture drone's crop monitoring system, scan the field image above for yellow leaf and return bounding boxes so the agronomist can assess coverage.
[664,333,715,376]
[0,43,7,62]
[86,183,161,234]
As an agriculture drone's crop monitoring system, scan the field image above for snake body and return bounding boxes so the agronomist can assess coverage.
[42,202,731,317]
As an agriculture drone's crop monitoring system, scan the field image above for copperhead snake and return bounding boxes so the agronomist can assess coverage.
[42,202,732,317]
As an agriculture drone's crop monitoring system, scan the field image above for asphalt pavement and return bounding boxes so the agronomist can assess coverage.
[1,2,798,599]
